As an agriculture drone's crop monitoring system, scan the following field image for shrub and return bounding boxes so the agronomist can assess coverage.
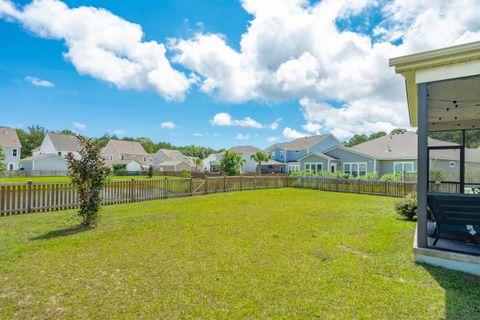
[380,172,403,181]
[220,151,241,176]
[429,168,446,183]
[395,193,418,221]
[181,170,192,178]
[0,147,5,173]
[112,163,126,171]
[66,135,109,226]
[147,165,154,178]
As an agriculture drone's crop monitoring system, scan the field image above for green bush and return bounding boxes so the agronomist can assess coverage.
[380,172,403,181]
[395,193,418,221]
[181,170,192,178]
[429,168,446,183]
[112,163,126,171]
[147,165,154,178]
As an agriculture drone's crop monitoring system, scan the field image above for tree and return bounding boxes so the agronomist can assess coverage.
[66,135,109,226]
[16,125,48,158]
[250,152,271,175]
[343,131,387,147]
[239,158,247,174]
[0,147,5,173]
[194,158,203,171]
[391,128,407,135]
[219,151,242,176]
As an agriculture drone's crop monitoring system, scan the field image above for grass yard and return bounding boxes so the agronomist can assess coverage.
[0,175,181,183]
[0,189,478,319]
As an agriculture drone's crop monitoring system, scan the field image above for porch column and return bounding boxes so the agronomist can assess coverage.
[417,83,428,248]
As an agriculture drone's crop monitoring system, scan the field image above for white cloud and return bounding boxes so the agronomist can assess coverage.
[113,129,125,136]
[24,75,54,88]
[283,127,306,140]
[236,133,250,140]
[73,121,86,130]
[267,136,278,142]
[302,122,321,134]
[269,118,281,130]
[160,121,176,129]
[194,132,204,137]
[171,0,480,135]
[2,0,193,100]
[211,112,263,129]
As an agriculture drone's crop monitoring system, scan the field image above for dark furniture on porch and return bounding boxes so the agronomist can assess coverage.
[427,193,480,246]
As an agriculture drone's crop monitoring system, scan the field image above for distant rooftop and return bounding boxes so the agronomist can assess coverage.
[229,145,261,154]
[0,127,22,148]
[265,134,330,152]
[48,133,82,152]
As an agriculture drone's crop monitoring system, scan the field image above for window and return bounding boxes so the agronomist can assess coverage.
[271,151,276,158]
[344,162,367,178]
[280,150,284,160]
[12,149,17,157]
[58,152,62,157]
[8,163,14,171]
[143,156,147,162]
[121,155,125,160]
[305,163,323,173]
[449,161,456,168]
[393,162,415,174]
[288,164,300,173]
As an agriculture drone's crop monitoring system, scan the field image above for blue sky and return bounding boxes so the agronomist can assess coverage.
[1,0,479,149]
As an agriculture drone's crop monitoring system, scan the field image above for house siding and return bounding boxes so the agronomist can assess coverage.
[20,156,68,171]
[298,154,330,171]
[2,146,21,170]
[325,148,375,174]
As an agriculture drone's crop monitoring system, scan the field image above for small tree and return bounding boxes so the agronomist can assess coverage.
[219,151,241,176]
[0,147,5,173]
[250,152,271,175]
[194,158,203,171]
[66,136,109,226]
[239,158,247,174]
[147,165,154,178]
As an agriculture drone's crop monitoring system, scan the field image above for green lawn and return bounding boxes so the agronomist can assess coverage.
[0,175,181,183]
[0,189,478,319]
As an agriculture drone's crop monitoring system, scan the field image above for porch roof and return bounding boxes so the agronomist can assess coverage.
[389,41,480,128]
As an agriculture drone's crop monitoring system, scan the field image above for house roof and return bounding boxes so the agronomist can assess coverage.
[351,131,480,162]
[109,139,147,156]
[156,149,184,158]
[264,134,330,152]
[20,154,65,162]
[0,127,22,148]
[229,145,261,154]
[298,152,338,161]
[48,133,82,152]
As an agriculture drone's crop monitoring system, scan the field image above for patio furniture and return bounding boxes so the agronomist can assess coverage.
[427,193,480,246]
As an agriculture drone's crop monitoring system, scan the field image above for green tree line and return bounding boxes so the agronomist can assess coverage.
[12,125,223,159]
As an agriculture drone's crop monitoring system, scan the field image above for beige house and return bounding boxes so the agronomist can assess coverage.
[0,127,22,171]
[157,160,191,172]
[102,140,149,171]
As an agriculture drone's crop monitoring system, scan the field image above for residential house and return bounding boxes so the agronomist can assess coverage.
[19,132,79,172]
[34,133,82,159]
[102,140,149,171]
[0,127,22,171]
[265,134,348,174]
[157,161,191,172]
[352,131,480,179]
[19,154,69,172]
[229,146,261,173]
[202,152,225,172]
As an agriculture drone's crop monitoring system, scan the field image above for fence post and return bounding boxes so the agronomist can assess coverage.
[204,176,208,194]
[27,180,33,213]
[240,175,244,190]
[130,178,135,202]
[224,175,227,192]
[277,175,280,188]
[254,176,257,189]
[189,177,193,195]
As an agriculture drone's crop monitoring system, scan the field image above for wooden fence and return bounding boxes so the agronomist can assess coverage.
[0,176,416,216]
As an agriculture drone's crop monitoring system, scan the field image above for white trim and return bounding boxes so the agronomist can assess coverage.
[7,162,15,171]
[449,161,456,168]
[298,152,336,161]
[305,162,323,173]
[287,164,300,173]
[393,161,415,174]
[416,60,480,84]
[330,163,337,173]
[343,162,368,177]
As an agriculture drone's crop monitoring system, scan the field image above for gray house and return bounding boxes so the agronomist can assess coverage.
[0,127,22,171]
[265,134,376,176]
[229,146,261,173]
[352,131,480,179]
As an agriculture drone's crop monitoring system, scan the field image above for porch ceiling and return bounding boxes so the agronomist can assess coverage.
[389,41,480,127]
[428,76,480,131]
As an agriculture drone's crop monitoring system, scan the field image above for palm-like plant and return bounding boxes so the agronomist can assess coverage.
[250,152,271,175]
[194,158,203,171]
[239,157,247,174]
